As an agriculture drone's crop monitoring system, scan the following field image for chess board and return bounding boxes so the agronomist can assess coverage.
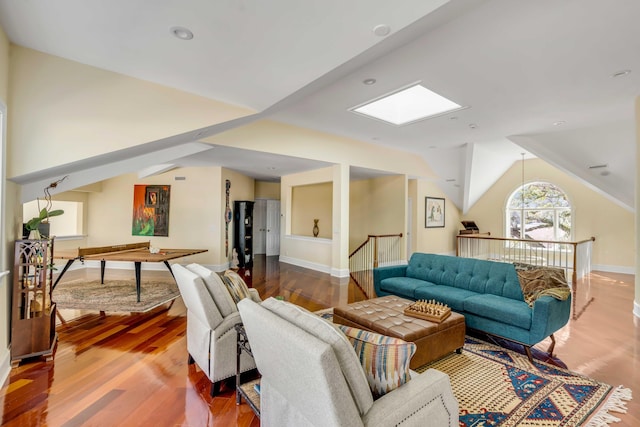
[404,299,451,323]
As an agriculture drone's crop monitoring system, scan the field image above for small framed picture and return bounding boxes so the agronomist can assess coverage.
[425,197,445,228]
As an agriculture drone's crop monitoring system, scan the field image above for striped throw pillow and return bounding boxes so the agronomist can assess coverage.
[221,270,251,303]
[337,324,416,399]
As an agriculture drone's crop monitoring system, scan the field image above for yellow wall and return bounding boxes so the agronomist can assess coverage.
[465,158,635,269]
[349,175,406,252]
[204,120,438,180]
[255,181,280,200]
[414,179,463,255]
[292,182,332,238]
[225,169,255,264]
[281,167,334,270]
[7,46,255,178]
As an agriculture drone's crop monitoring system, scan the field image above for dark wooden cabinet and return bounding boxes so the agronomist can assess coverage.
[233,201,254,268]
[11,239,57,367]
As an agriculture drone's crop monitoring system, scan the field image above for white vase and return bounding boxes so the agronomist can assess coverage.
[28,229,41,240]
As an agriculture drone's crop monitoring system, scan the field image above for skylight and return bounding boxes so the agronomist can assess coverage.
[350,83,463,126]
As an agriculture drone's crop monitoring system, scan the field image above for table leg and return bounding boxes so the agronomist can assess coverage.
[52,259,76,290]
[135,262,142,303]
[163,261,175,279]
[100,260,106,284]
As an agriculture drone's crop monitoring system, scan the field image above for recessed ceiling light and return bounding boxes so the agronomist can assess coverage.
[363,78,377,85]
[553,120,566,126]
[611,69,631,78]
[446,178,456,182]
[266,166,277,170]
[349,83,465,126]
[372,24,391,37]
[170,26,194,40]
[449,116,458,120]
[468,123,477,129]
[600,170,611,176]
[428,145,437,149]
[588,164,608,169]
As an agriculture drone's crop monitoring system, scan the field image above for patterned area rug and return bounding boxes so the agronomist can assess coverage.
[53,279,180,312]
[415,336,632,426]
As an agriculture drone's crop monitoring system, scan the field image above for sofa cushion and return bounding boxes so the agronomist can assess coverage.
[337,324,416,399]
[186,263,237,316]
[380,277,435,299]
[414,286,477,312]
[222,269,252,303]
[261,298,374,415]
[463,294,532,330]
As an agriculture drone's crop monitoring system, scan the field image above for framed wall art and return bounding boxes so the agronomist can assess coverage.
[132,185,171,236]
[425,197,445,228]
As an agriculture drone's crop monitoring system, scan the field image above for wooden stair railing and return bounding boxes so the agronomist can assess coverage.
[349,233,403,299]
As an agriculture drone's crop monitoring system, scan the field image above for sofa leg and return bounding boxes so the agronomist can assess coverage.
[546,334,556,357]
[523,345,534,364]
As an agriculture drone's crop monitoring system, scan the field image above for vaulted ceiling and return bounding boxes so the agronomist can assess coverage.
[1,0,638,211]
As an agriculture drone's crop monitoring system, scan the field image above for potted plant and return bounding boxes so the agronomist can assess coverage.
[25,208,64,239]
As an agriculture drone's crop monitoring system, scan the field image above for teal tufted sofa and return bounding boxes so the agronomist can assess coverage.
[373,253,571,361]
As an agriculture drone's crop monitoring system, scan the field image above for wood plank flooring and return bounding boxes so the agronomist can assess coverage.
[1,257,638,426]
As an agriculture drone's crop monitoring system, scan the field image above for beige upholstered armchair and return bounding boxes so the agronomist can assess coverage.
[237,297,459,427]
[173,264,259,396]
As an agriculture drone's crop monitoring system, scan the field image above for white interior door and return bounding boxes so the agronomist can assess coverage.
[253,199,267,255]
[266,200,281,256]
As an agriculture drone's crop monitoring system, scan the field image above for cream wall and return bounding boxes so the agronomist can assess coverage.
[0,22,11,384]
[635,96,640,316]
[7,46,255,178]
[414,179,463,255]
[465,158,635,270]
[291,182,332,238]
[83,167,254,270]
[349,175,406,252]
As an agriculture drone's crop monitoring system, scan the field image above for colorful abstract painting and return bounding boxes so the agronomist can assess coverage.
[132,185,170,236]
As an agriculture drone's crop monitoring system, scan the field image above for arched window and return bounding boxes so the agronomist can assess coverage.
[506,182,572,243]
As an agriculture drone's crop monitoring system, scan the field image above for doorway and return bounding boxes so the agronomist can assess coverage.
[253,199,280,256]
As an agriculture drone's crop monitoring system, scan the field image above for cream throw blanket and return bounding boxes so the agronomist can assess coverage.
[514,264,571,307]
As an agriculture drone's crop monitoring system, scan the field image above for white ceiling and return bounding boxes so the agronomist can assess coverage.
[1,0,638,211]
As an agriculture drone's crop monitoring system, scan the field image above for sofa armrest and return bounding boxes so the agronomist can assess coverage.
[373,265,408,296]
[362,368,458,427]
[247,288,262,303]
[213,311,243,340]
[529,295,571,342]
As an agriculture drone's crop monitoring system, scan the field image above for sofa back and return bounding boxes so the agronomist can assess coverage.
[407,253,524,301]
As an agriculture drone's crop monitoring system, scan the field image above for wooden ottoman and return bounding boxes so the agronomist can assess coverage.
[333,295,465,369]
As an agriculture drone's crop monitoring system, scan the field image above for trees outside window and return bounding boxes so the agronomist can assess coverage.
[506,182,572,244]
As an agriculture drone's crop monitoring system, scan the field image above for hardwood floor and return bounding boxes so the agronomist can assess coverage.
[1,257,637,426]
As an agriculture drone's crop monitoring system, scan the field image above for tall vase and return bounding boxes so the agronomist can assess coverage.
[313,219,319,237]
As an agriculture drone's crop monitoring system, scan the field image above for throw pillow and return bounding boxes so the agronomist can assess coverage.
[337,324,416,399]
[222,269,251,303]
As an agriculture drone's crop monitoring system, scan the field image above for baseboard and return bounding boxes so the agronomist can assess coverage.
[0,347,10,387]
[279,255,331,275]
[592,264,635,275]
[331,267,350,278]
[634,301,640,319]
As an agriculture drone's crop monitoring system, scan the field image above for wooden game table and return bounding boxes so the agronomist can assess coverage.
[54,242,208,302]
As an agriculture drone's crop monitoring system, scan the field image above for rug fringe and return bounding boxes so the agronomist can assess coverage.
[584,385,633,427]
